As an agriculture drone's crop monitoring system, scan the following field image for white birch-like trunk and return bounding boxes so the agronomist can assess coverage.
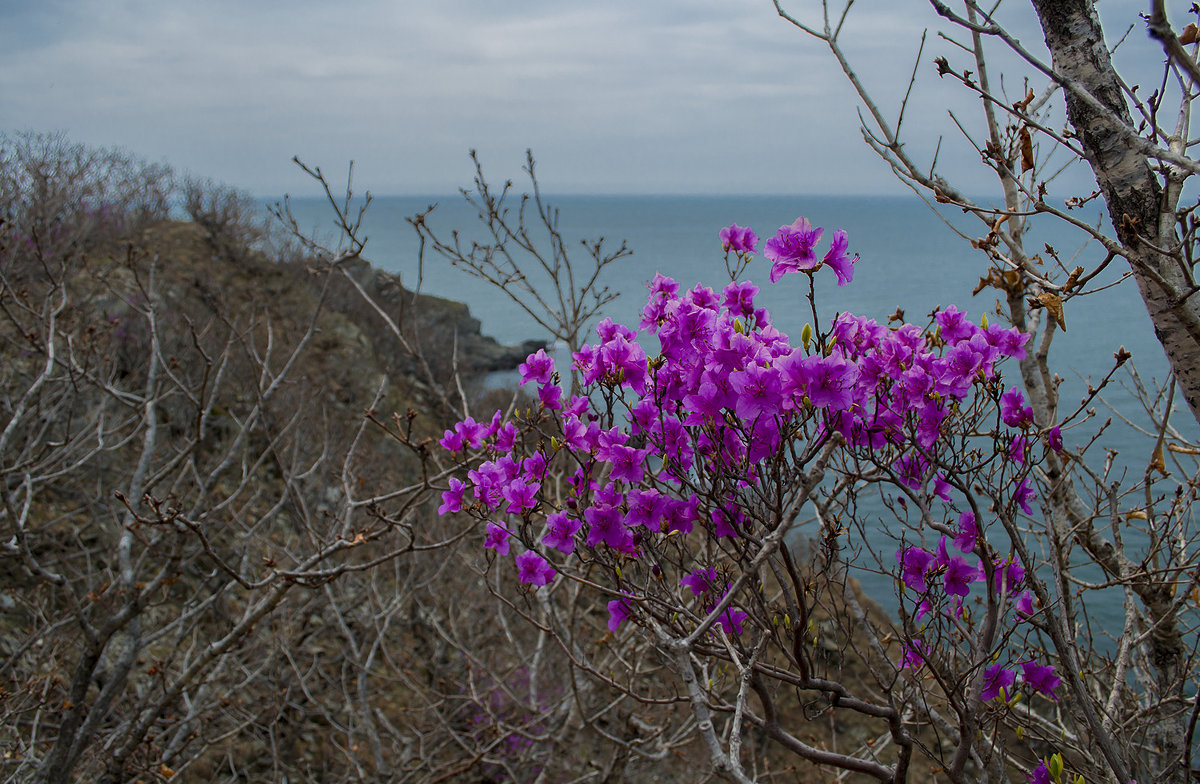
[1030,2,1194,780]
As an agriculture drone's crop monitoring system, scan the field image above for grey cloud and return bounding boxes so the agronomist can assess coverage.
[0,0,1155,196]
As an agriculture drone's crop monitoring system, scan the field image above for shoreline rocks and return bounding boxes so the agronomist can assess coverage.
[324,256,546,378]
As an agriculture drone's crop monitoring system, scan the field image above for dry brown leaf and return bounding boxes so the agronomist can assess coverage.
[1181,23,1199,44]
[1013,88,1035,113]
[1062,265,1083,293]
[1019,126,1034,173]
[1037,291,1066,331]
[1150,443,1169,477]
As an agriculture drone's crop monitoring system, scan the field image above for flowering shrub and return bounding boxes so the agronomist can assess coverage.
[436,217,1068,779]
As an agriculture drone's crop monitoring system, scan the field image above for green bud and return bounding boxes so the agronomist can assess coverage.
[801,323,813,350]
[1048,753,1063,782]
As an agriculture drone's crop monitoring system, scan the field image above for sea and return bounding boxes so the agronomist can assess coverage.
[275,192,1196,636]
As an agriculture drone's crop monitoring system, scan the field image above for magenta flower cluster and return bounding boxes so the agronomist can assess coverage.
[719,223,758,254]
[436,217,1058,701]
[763,217,857,285]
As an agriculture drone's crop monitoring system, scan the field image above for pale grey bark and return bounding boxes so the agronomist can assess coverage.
[1030,3,1193,780]
[1030,0,1200,426]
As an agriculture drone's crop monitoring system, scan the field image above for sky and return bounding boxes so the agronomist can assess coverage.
[0,0,1157,197]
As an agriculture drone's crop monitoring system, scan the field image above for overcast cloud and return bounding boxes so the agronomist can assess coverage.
[0,0,1157,196]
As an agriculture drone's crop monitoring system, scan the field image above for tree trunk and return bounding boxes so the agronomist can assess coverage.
[1030,3,1193,780]
[1031,0,1200,427]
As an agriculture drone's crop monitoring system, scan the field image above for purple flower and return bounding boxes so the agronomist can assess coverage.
[595,428,629,460]
[721,280,760,318]
[1021,660,1061,700]
[484,409,503,437]
[933,342,983,398]
[559,415,590,451]
[1013,478,1036,515]
[1000,386,1034,429]
[624,488,664,529]
[709,505,743,539]
[765,217,823,283]
[822,229,857,286]
[719,223,759,253]
[608,598,632,631]
[987,323,1031,359]
[715,606,749,635]
[954,511,978,553]
[596,316,637,343]
[439,428,465,452]
[484,522,511,556]
[585,504,632,550]
[628,397,659,435]
[518,349,555,386]
[936,305,976,344]
[515,550,557,587]
[600,333,648,395]
[1027,761,1051,784]
[943,553,981,597]
[932,474,952,502]
[780,351,859,412]
[522,452,548,481]
[1009,434,1029,464]
[728,362,784,420]
[899,640,927,670]
[564,394,590,418]
[606,444,647,484]
[438,477,467,515]
[454,416,489,450]
[994,556,1026,593]
[683,375,734,421]
[641,273,680,330]
[538,382,563,410]
[468,462,506,510]
[745,417,781,464]
[681,567,719,596]
[501,478,540,514]
[494,421,519,453]
[981,664,1016,701]
[895,452,929,491]
[1015,590,1035,616]
[1046,425,1063,453]
[661,496,699,535]
[573,344,600,385]
[542,511,581,553]
[899,546,936,593]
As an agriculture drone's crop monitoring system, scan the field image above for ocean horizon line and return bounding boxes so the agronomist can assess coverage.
[266,190,967,202]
